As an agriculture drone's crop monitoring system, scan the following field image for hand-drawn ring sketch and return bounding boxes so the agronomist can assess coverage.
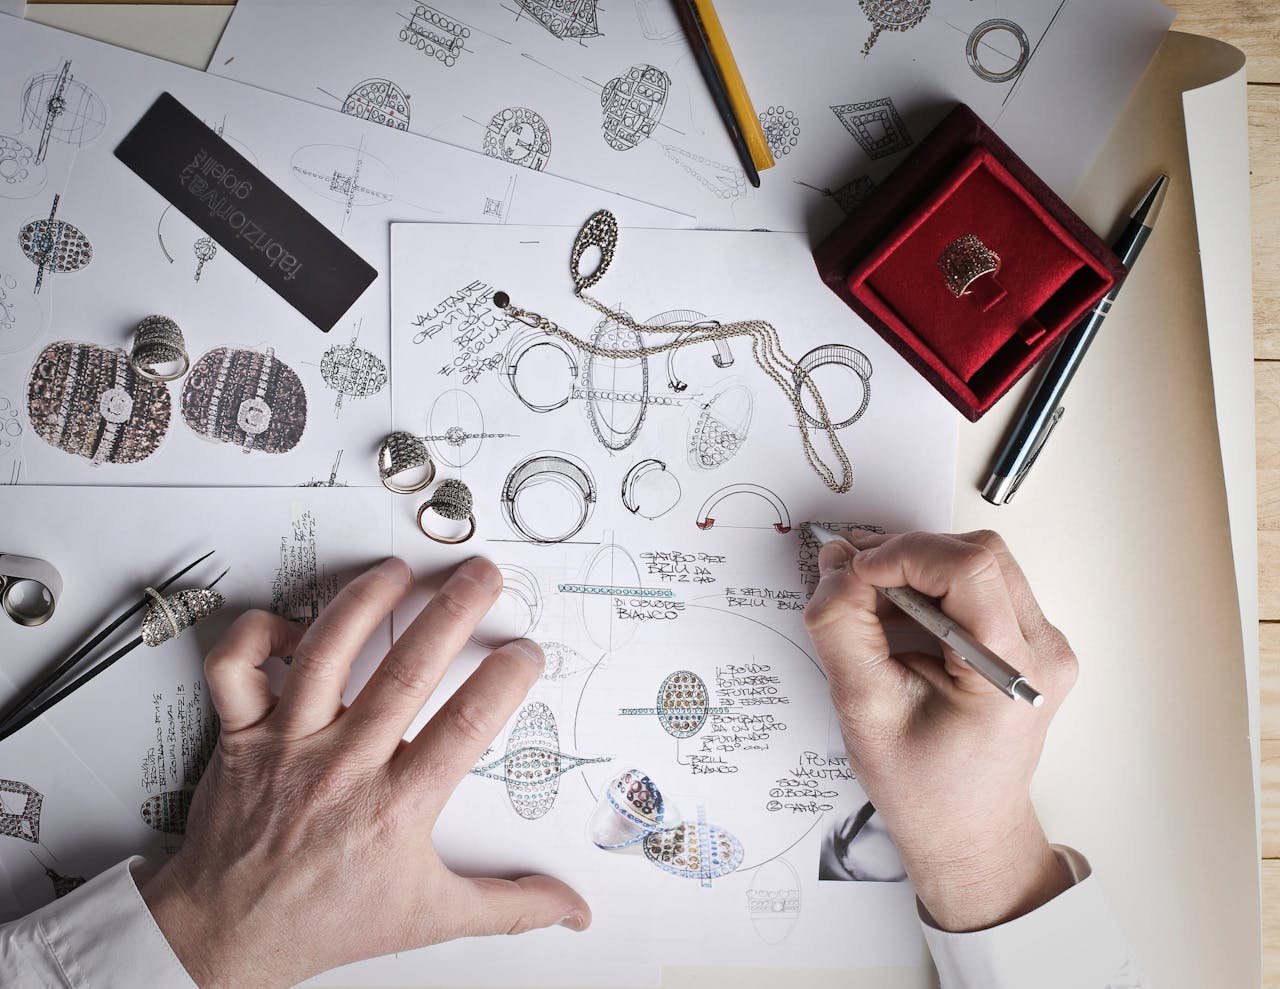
[633,0,681,42]
[966,19,1032,84]
[291,142,395,232]
[572,542,645,652]
[588,768,673,849]
[0,135,47,200]
[319,341,388,417]
[20,195,92,294]
[758,106,800,158]
[858,0,931,57]
[514,0,601,41]
[601,63,671,151]
[181,347,307,455]
[483,107,552,171]
[619,670,728,738]
[0,779,42,842]
[0,395,24,476]
[583,317,650,451]
[643,812,744,887]
[21,60,108,164]
[341,78,412,130]
[662,144,746,201]
[621,458,682,520]
[27,341,172,465]
[501,453,596,544]
[688,383,754,471]
[642,309,733,392]
[539,640,595,681]
[830,98,913,160]
[398,5,470,66]
[469,701,611,820]
[0,268,43,356]
[746,859,802,944]
[793,344,873,429]
[471,564,543,648]
[140,789,194,835]
[425,388,515,467]
[504,330,580,412]
[696,483,792,534]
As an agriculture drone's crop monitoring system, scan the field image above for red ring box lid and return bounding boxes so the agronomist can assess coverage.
[814,104,1125,422]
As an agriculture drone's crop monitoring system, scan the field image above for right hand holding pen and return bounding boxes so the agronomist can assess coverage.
[804,530,1078,932]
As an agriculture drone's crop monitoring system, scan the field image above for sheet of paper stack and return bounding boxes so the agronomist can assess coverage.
[210,0,1174,230]
[0,16,684,488]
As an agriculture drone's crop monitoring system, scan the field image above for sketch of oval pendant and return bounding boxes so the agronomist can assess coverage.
[582,318,649,451]
[858,0,931,56]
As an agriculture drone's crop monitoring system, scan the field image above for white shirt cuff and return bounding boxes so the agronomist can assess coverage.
[0,856,196,988]
[918,846,1144,988]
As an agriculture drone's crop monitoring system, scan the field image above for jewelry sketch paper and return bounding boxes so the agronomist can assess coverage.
[365,220,957,980]
[0,16,685,488]
[210,0,1174,231]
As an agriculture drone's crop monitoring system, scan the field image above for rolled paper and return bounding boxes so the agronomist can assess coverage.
[588,768,675,849]
[140,587,225,647]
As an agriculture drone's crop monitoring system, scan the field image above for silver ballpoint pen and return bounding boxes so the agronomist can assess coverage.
[982,175,1170,506]
[809,525,1043,708]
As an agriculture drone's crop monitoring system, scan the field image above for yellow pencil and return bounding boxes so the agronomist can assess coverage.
[688,0,775,172]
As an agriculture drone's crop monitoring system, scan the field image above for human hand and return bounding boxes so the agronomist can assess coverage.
[140,557,590,989]
[804,531,1077,933]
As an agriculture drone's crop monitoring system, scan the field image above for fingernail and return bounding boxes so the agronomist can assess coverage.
[818,541,852,577]
[846,529,879,548]
[509,638,545,667]
[558,913,586,932]
[455,556,500,591]
[375,557,411,583]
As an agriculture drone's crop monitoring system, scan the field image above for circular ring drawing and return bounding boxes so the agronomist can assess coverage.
[601,64,671,151]
[472,565,543,649]
[858,0,931,56]
[341,78,411,131]
[966,19,1031,84]
[696,484,792,534]
[483,107,552,172]
[504,330,579,412]
[0,135,47,200]
[621,459,682,520]
[793,344,873,429]
[501,453,596,544]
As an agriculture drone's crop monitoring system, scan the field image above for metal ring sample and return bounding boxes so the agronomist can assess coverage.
[130,315,190,383]
[966,19,1031,84]
[504,330,580,413]
[140,586,225,647]
[502,453,596,544]
[378,431,436,494]
[416,478,477,544]
[938,234,1001,298]
[793,345,873,429]
[570,209,618,293]
[695,483,792,534]
[0,553,63,627]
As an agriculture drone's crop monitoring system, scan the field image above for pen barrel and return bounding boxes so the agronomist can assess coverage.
[879,584,1024,695]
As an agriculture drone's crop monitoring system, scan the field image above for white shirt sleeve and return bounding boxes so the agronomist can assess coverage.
[0,857,196,989]
[919,846,1145,988]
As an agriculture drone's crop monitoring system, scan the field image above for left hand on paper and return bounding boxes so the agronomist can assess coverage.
[139,557,589,989]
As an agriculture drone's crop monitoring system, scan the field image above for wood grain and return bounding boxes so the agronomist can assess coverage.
[1169,0,1280,82]
[1251,89,1280,360]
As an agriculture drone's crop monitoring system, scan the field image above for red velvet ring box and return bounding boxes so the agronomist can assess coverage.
[814,104,1125,421]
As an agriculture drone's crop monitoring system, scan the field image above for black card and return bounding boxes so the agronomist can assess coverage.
[115,92,377,332]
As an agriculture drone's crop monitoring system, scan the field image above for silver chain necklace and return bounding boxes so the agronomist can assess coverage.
[493,210,854,495]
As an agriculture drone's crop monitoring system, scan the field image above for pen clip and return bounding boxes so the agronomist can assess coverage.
[1005,407,1065,503]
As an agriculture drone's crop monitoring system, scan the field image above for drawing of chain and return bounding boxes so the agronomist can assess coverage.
[493,211,855,494]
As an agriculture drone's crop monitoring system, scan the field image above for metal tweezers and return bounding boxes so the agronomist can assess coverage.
[0,551,224,744]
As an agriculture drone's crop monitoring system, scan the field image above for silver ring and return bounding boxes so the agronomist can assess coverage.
[0,554,62,628]
[416,478,477,544]
[378,431,436,494]
[130,315,190,383]
[938,234,1001,298]
[1,576,56,627]
[139,587,225,647]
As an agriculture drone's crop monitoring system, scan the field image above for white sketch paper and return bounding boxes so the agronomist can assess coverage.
[0,16,685,488]
[210,0,1174,231]
[360,220,957,981]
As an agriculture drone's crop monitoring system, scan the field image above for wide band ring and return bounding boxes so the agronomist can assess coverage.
[379,431,436,494]
[416,478,477,544]
[130,315,190,383]
[938,234,1001,298]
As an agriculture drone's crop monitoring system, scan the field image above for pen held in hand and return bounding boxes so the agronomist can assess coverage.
[809,526,1044,708]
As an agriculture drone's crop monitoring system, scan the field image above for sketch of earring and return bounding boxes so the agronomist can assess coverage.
[416,478,477,544]
[129,315,190,383]
[378,431,436,494]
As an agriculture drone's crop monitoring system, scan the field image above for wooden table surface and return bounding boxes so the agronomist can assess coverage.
[22,0,1280,982]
